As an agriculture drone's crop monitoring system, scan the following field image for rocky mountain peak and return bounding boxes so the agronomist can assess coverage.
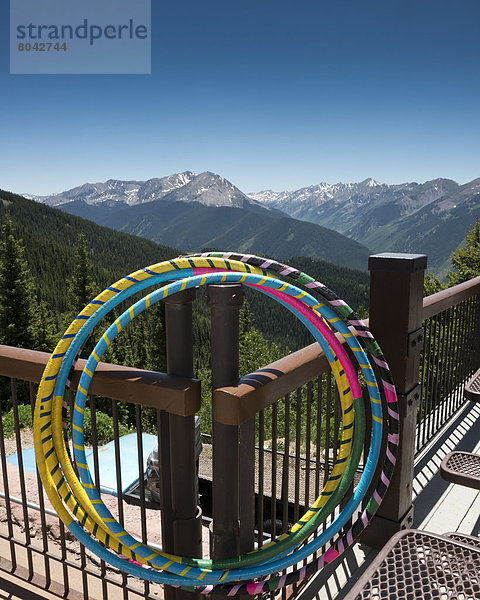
[29,170,269,211]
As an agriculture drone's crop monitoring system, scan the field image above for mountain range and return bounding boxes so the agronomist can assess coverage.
[29,171,277,213]
[250,177,480,274]
[28,172,371,271]
[28,171,480,275]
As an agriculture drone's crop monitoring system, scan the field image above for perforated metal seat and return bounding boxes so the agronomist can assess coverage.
[465,367,480,402]
[344,529,480,600]
[445,531,480,550]
[440,451,480,490]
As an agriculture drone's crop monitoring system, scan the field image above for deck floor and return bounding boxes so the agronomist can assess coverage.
[414,401,480,536]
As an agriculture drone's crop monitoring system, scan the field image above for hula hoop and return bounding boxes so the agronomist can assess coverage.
[41,271,366,581]
[34,255,398,594]
[66,276,361,573]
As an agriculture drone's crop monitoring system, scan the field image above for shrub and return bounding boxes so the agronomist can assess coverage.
[82,407,131,445]
[2,403,32,438]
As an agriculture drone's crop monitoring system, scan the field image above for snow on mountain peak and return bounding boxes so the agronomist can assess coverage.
[363,178,382,187]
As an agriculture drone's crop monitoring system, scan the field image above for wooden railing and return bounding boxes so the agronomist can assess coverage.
[0,345,200,414]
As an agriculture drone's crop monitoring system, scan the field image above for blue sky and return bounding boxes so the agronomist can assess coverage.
[1,0,479,195]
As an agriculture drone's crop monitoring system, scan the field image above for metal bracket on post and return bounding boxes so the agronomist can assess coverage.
[360,506,414,549]
[407,327,424,357]
[397,383,422,418]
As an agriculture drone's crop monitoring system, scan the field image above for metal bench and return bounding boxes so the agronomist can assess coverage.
[343,529,480,599]
[465,366,480,402]
[440,450,480,490]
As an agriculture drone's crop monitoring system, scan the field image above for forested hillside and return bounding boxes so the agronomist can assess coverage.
[0,189,179,313]
[54,197,371,271]
[242,256,369,350]
[1,186,372,438]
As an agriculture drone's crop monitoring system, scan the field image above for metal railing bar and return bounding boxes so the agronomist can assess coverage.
[333,389,340,461]
[418,317,428,450]
[453,301,465,409]
[58,519,70,596]
[314,375,322,499]
[293,389,301,524]
[424,316,435,445]
[111,399,129,600]
[112,401,126,524]
[438,311,449,429]
[271,402,278,541]
[257,410,264,546]
[458,298,471,403]
[88,397,109,600]
[467,296,478,371]
[442,307,455,424]
[450,302,461,413]
[325,372,332,483]
[0,382,17,570]
[282,393,291,533]
[10,378,34,578]
[155,410,163,550]
[67,387,89,600]
[29,381,52,589]
[433,314,443,435]
[304,382,312,511]
[134,406,149,598]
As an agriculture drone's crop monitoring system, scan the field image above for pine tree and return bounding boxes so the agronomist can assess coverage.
[447,217,480,285]
[63,232,99,356]
[238,297,285,376]
[146,303,167,372]
[239,298,254,336]
[32,301,59,352]
[104,309,133,366]
[66,233,97,319]
[0,219,37,348]
[424,272,445,297]
[239,328,285,377]
[131,316,148,368]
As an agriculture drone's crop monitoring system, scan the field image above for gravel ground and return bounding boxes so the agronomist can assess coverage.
[3,428,34,457]
[0,428,167,597]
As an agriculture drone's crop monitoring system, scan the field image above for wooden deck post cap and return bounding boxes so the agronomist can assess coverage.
[368,253,428,273]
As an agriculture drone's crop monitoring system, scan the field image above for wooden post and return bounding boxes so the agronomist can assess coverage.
[206,283,255,561]
[163,289,202,600]
[361,253,427,547]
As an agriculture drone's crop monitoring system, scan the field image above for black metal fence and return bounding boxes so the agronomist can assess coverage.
[417,280,480,453]
[0,376,169,600]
